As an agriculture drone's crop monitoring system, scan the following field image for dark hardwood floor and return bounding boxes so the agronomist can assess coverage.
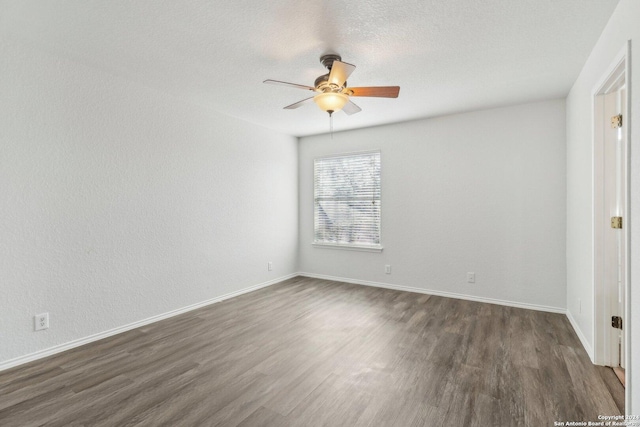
[0,277,623,426]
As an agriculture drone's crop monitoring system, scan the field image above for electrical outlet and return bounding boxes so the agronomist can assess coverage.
[35,313,49,331]
[467,272,475,283]
[268,262,273,271]
[385,265,391,274]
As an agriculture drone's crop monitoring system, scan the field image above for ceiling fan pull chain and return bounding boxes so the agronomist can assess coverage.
[329,111,333,138]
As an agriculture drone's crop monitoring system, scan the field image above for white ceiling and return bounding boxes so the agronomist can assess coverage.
[1,0,619,137]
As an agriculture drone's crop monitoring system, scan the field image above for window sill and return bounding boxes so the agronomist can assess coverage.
[312,242,383,253]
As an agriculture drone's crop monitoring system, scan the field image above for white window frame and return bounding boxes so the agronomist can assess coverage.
[312,150,383,253]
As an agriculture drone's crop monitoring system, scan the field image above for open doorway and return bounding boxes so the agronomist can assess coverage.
[593,42,630,406]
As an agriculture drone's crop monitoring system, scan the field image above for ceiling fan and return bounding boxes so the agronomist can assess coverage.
[264,54,400,117]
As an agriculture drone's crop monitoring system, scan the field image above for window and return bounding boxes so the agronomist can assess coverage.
[314,151,382,251]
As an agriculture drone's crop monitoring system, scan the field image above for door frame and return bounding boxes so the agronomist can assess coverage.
[592,40,631,405]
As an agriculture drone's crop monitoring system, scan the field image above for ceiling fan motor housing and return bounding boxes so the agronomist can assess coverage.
[317,54,347,91]
[314,74,329,89]
[314,74,345,92]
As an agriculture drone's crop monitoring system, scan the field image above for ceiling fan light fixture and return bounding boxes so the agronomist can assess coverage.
[313,92,348,113]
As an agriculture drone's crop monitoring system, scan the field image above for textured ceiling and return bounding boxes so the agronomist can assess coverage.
[1,0,619,136]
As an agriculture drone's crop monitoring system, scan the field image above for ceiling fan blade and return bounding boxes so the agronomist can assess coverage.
[346,86,400,98]
[328,60,356,87]
[342,100,362,115]
[264,79,316,91]
[284,96,315,109]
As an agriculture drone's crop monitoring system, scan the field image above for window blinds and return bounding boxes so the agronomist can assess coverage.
[314,151,381,248]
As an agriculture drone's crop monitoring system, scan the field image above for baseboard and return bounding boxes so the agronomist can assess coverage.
[299,272,566,314]
[566,309,594,361]
[0,273,298,372]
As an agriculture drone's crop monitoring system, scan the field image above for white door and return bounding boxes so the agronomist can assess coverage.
[603,84,626,370]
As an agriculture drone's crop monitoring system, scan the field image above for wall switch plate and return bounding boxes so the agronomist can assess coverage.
[467,272,475,283]
[268,262,272,271]
[385,265,391,274]
[35,313,49,331]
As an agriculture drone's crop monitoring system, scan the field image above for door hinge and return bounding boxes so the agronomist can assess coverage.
[612,316,623,330]
[611,216,623,229]
[611,114,623,128]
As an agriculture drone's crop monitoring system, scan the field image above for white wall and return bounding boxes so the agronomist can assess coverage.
[0,37,298,366]
[299,100,567,311]
[565,0,640,413]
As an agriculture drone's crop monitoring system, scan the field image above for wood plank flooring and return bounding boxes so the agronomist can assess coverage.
[0,277,623,426]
